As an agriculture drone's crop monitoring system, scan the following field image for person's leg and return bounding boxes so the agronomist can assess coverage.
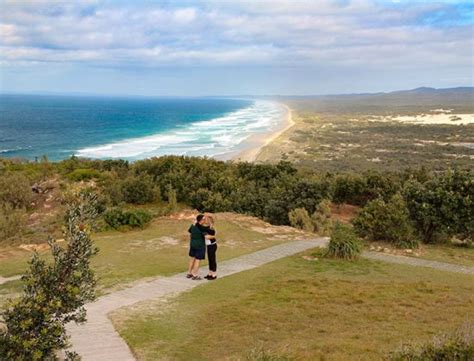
[208,244,217,276]
[192,259,200,276]
[187,257,195,275]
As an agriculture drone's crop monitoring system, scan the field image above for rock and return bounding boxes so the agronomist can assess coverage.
[405,249,413,254]
[383,248,390,253]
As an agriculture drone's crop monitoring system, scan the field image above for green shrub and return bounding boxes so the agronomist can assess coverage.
[0,172,32,209]
[288,208,313,232]
[103,208,153,229]
[67,168,101,182]
[389,323,474,361]
[353,193,418,248]
[0,204,26,242]
[121,174,159,204]
[325,222,362,260]
[312,199,333,236]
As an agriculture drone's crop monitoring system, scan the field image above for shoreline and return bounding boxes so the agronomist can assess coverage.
[228,103,294,163]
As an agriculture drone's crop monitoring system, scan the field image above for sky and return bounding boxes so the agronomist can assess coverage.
[0,0,473,96]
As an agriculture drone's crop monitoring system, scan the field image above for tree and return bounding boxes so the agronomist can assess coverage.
[404,169,473,243]
[121,174,159,204]
[0,191,99,360]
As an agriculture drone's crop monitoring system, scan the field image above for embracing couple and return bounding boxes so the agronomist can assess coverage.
[186,214,218,281]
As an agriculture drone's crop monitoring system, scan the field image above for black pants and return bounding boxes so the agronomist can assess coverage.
[207,243,217,272]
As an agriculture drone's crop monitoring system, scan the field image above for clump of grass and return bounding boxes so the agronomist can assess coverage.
[389,323,474,361]
[325,222,362,260]
[246,346,293,361]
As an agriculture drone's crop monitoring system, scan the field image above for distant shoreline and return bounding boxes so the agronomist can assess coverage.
[229,104,294,163]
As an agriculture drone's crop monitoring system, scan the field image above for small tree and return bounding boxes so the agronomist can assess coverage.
[325,222,361,260]
[166,185,178,213]
[0,191,99,360]
[312,199,333,236]
[288,208,313,232]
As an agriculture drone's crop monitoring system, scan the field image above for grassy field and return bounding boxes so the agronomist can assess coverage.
[407,243,474,267]
[112,248,474,360]
[0,212,311,306]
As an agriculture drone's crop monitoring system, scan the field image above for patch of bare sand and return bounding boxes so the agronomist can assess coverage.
[121,236,182,252]
[370,113,474,125]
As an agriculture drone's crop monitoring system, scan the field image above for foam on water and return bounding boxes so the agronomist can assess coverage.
[77,100,286,160]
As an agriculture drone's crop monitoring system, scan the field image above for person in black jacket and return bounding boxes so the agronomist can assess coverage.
[198,215,218,280]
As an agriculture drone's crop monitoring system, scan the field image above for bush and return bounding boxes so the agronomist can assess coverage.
[0,172,32,209]
[103,208,153,229]
[67,168,101,182]
[312,199,333,236]
[325,222,361,260]
[389,323,474,361]
[0,204,26,242]
[121,174,159,204]
[288,208,313,232]
[353,193,418,248]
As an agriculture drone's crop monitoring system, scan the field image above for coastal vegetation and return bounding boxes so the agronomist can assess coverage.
[0,156,471,250]
[259,89,474,172]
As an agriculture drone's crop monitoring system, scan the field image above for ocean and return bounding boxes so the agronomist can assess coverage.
[0,95,286,161]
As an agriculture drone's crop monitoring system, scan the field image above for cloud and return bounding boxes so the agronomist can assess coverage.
[0,0,472,71]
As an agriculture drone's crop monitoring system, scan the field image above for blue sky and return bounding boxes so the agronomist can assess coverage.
[0,0,472,96]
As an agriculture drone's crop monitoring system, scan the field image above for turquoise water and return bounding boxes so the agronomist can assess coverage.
[0,95,285,161]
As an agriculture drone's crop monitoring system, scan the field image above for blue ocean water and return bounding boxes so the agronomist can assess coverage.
[0,95,286,161]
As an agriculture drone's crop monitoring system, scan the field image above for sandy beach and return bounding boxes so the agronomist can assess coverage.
[229,103,294,162]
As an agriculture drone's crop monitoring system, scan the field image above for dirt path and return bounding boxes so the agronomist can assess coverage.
[0,275,21,285]
[62,241,472,360]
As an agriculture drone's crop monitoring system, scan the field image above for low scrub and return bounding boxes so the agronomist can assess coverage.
[325,222,362,260]
[0,172,32,209]
[103,208,153,229]
[389,323,474,361]
[67,168,102,182]
[0,204,26,242]
[311,199,333,236]
[288,208,313,232]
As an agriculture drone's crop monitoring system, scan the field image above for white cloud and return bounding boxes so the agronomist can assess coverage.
[0,0,472,71]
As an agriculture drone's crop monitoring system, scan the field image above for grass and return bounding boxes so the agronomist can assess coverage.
[0,212,309,306]
[410,243,474,268]
[111,249,474,360]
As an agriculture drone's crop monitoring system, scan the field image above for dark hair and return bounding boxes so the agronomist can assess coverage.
[196,214,205,223]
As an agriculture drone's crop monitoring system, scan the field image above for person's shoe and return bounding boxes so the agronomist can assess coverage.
[204,275,211,279]
[192,275,202,280]
[207,275,217,281]
[186,273,193,279]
